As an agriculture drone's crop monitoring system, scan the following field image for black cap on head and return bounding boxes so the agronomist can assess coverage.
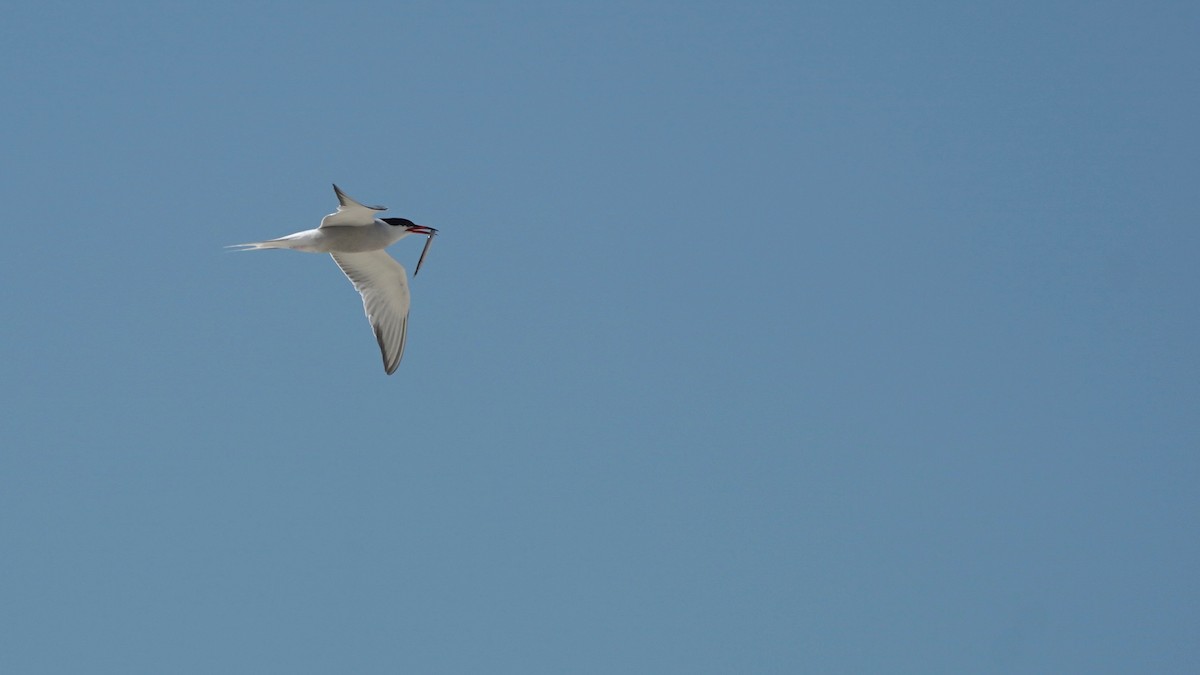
[381,217,416,228]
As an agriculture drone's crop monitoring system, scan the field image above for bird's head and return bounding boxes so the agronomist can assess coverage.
[382,217,437,237]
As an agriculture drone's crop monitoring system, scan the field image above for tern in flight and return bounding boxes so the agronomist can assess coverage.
[230,184,438,375]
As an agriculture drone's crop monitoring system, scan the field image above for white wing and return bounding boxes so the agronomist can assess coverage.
[320,184,388,227]
[330,251,411,375]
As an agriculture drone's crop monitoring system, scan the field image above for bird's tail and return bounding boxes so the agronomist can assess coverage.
[225,236,299,251]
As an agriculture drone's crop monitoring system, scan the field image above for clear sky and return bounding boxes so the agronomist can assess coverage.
[2,2,1197,673]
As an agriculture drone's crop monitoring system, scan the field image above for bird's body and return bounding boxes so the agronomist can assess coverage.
[231,184,437,375]
[236,222,407,254]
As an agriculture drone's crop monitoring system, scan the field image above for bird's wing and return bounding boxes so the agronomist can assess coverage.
[320,184,388,227]
[330,251,411,375]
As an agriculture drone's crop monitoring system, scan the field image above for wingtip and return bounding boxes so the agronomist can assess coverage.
[374,325,402,375]
[330,183,387,212]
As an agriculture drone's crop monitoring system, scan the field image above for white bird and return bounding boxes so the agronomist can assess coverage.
[230,184,437,375]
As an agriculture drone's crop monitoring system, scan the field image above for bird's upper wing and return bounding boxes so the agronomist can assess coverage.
[320,184,388,227]
[330,251,411,375]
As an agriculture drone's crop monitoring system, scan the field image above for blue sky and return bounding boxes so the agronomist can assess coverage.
[1,2,1197,672]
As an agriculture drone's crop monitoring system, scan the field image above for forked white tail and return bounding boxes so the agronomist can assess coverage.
[225,234,306,251]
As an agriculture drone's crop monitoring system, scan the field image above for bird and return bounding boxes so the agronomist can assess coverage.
[230,184,438,375]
